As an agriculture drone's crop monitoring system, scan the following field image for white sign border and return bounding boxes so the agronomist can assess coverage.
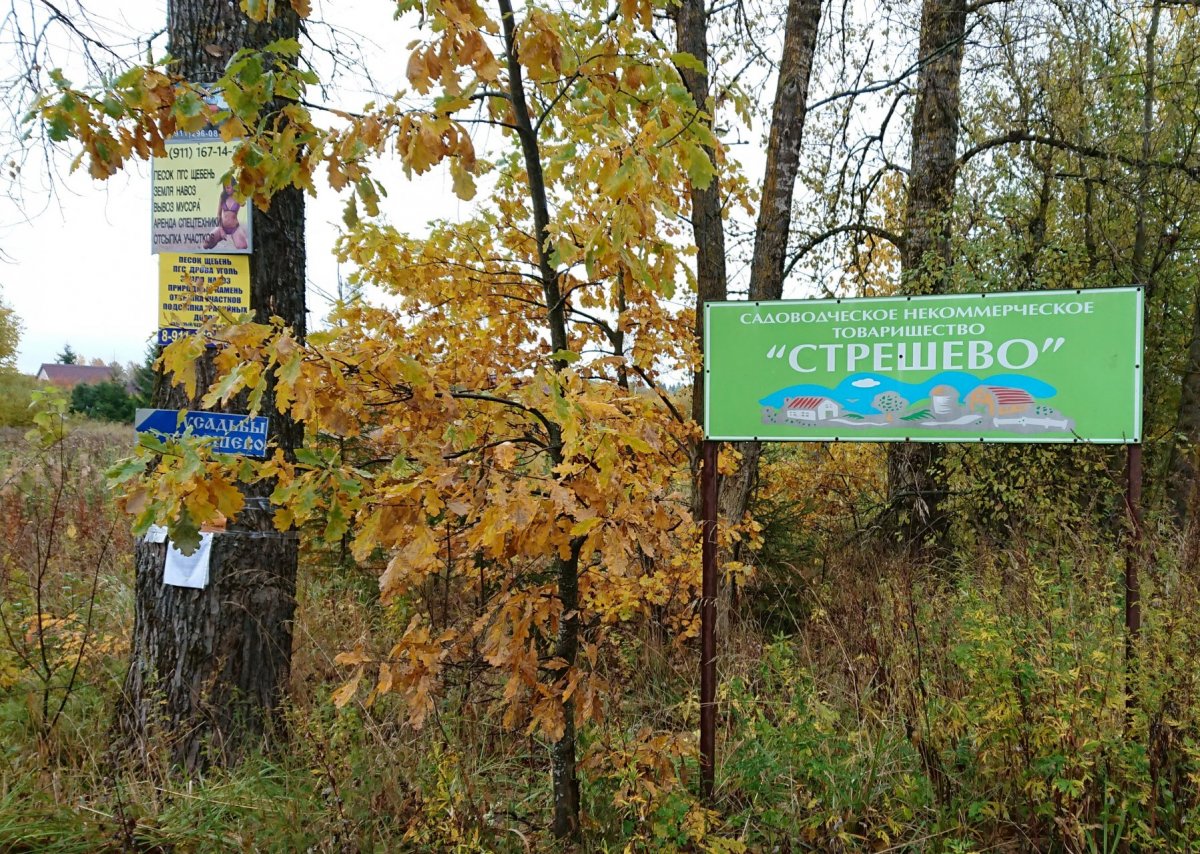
[703,286,1145,445]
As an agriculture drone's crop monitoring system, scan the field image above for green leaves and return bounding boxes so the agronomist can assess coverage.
[24,388,69,448]
[106,455,149,488]
[173,90,205,120]
[342,195,359,229]
[683,142,715,189]
[670,51,707,75]
[263,37,302,57]
[355,177,380,217]
[45,114,70,143]
[167,506,203,555]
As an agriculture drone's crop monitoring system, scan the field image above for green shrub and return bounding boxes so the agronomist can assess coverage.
[70,380,136,423]
[0,373,39,427]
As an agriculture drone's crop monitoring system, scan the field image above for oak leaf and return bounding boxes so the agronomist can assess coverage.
[331,667,362,709]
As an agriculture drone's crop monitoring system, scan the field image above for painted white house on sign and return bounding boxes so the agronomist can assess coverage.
[785,396,839,422]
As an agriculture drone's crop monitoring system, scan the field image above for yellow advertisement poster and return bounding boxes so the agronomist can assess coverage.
[157,254,251,345]
[151,142,252,254]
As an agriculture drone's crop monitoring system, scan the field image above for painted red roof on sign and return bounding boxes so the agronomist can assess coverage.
[986,386,1033,405]
[785,396,829,410]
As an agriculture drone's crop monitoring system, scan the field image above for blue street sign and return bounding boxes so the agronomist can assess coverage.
[134,408,269,457]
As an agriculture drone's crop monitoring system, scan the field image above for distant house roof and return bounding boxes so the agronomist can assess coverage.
[785,396,832,410]
[36,364,114,388]
[986,386,1033,405]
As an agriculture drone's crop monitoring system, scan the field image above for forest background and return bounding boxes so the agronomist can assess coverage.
[2,0,1200,850]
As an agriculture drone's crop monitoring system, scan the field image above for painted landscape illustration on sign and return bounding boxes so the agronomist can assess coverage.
[760,371,1074,435]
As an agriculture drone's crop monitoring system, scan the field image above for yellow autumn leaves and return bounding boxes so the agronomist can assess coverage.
[81,0,725,749]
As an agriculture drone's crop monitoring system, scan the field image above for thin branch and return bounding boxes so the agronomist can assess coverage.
[629,363,688,427]
[533,70,582,135]
[782,223,905,281]
[964,0,1013,11]
[956,129,1200,183]
[442,435,548,460]
[449,390,556,439]
[806,19,979,114]
[35,0,124,62]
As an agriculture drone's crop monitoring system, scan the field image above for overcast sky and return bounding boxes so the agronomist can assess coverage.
[0,0,792,375]
[0,0,472,374]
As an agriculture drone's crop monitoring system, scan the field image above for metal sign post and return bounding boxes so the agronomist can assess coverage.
[699,439,718,800]
[1125,442,1143,720]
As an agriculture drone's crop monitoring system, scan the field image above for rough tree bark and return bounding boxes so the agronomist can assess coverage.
[885,0,966,549]
[675,0,729,445]
[712,0,824,528]
[117,0,306,770]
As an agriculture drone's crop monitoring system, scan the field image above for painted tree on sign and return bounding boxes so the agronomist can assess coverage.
[874,391,908,421]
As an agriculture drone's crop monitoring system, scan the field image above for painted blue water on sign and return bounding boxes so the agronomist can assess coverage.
[134,408,269,458]
[759,371,1060,415]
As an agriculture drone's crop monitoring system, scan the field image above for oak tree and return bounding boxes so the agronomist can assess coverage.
[40,0,719,834]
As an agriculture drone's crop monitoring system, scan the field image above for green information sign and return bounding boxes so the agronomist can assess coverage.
[705,287,1143,443]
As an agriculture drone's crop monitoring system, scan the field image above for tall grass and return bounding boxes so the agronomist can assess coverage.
[1,416,1198,850]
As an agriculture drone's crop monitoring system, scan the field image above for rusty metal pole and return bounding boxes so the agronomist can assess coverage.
[700,439,718,802]
[1125,442,1143,717]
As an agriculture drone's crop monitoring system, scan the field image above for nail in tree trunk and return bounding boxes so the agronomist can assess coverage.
[117,0,306,771]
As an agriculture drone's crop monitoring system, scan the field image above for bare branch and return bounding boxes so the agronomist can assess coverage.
[956,129,1200,183]
[782,223,905,282]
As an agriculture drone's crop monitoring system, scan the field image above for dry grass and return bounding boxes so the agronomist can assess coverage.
[1,420,1199,851]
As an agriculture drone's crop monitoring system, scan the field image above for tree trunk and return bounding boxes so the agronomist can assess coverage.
[886,0,966,549]
[1169,290,1200,526]
[121,528,299,769]
[1143,0,1200,529]
[117,0,306,771]
[675,0,729,440]
[496,0,587,836]
[549,541,582,837]
[713,0,824,528]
